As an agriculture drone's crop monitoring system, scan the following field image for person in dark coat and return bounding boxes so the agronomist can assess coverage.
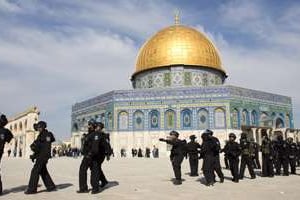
[199,132,216,186]
[206,129,224,183]
[77,119,102,194]
[95,122,111,188]
[239,133,256,180]
[186,135,201,176]
[159,131,186,185]
[273,135,289,176]
[260,132,274,177]
[250,138,261,169]
[25,121,56,194]
[138,148,143,157]
[223,133,241,182]
[221,140,230,169]
[286,137,297,174]
[0,114,13,195]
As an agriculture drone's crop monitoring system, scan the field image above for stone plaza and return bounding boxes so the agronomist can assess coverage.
[1,156,300,200]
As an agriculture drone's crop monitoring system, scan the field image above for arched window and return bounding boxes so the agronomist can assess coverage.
[165,110,176,130]
[19,122,23,131]
[24,120,28,130]
[251,110,257,126]
[133,110,144,130]
[260,112,269,127]
[181,109,192,129]
[241,109,249,126]
[73,123,79,131]
[232,109,239,129]
[107,112,113,130]
[275,118,284,128]
[214,108,226,128]
[118,111,128,130]
[198,108,209,129]
[149,110,160,129]
[285,114,291,128]
[14,124,17,132]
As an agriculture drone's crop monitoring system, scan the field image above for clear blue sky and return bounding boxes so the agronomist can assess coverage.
[0,0,299,140]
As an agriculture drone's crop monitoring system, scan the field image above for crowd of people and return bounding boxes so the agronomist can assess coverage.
[120,146,159,158]
[160,129,300,186]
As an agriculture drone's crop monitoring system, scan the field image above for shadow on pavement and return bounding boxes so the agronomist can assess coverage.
[37,183,73,193]
[99,181,119,192]
[2,184,43,196]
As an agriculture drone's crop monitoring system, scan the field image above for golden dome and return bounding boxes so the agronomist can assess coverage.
[134,25,226,76]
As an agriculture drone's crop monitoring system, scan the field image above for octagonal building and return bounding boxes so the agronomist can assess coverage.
[71,19,294,156]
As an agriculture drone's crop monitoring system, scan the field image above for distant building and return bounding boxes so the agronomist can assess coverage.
[71,17,296,156]
[4,106,39,158]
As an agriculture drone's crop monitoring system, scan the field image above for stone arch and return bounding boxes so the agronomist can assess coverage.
[181,108,192,129]
[260,112,269,127]
[24,119,28,130]
[285,113,291,128]
[133,110,144,130]
[118,111,129,130]
[275,118,284,128]
[214,107,226,129]
[251,110,258,126]
[107,112,113,130]
[165,109,176,130]
[198,108,209,129]
[19,122,23,132]
[241,109,250,126]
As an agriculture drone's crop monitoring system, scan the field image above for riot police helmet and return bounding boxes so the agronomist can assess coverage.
[37,121,47,129]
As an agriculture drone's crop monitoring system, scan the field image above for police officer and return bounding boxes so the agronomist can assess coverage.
[199,132,215,186]
[25,121,56,194]
[221,140,230,169]
[250,138,261,169]
[95,122,111,188]
[223,133,241,183]
[77,119,101,194]
[261,132,274,177]
[206,129,224,183]
[273,135,289,176]
[239,133,256,179]
[286,137,297,174]
[0,114,13,195]
[159,131,186,185]
[297,140,300,167]
[186,135,201,176]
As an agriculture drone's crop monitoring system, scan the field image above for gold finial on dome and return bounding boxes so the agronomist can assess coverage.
[174,9,180,25]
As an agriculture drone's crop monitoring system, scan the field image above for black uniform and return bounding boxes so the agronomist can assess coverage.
[252,141,261,169]
[210,136,224,182]
[297,142,300,167]
[26,129,56,193]
[239,136,256,179]
[0,126,13,195]
[273,136,289,176]
[78,131,102,192]
[222,141,230,169]
[200,134,216,186]
[223,140,241,182]
[186,140,201,176]
[160,138,186,182]
[97,131,112,187]
[261,136,274,177]
[287,140,297,174]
